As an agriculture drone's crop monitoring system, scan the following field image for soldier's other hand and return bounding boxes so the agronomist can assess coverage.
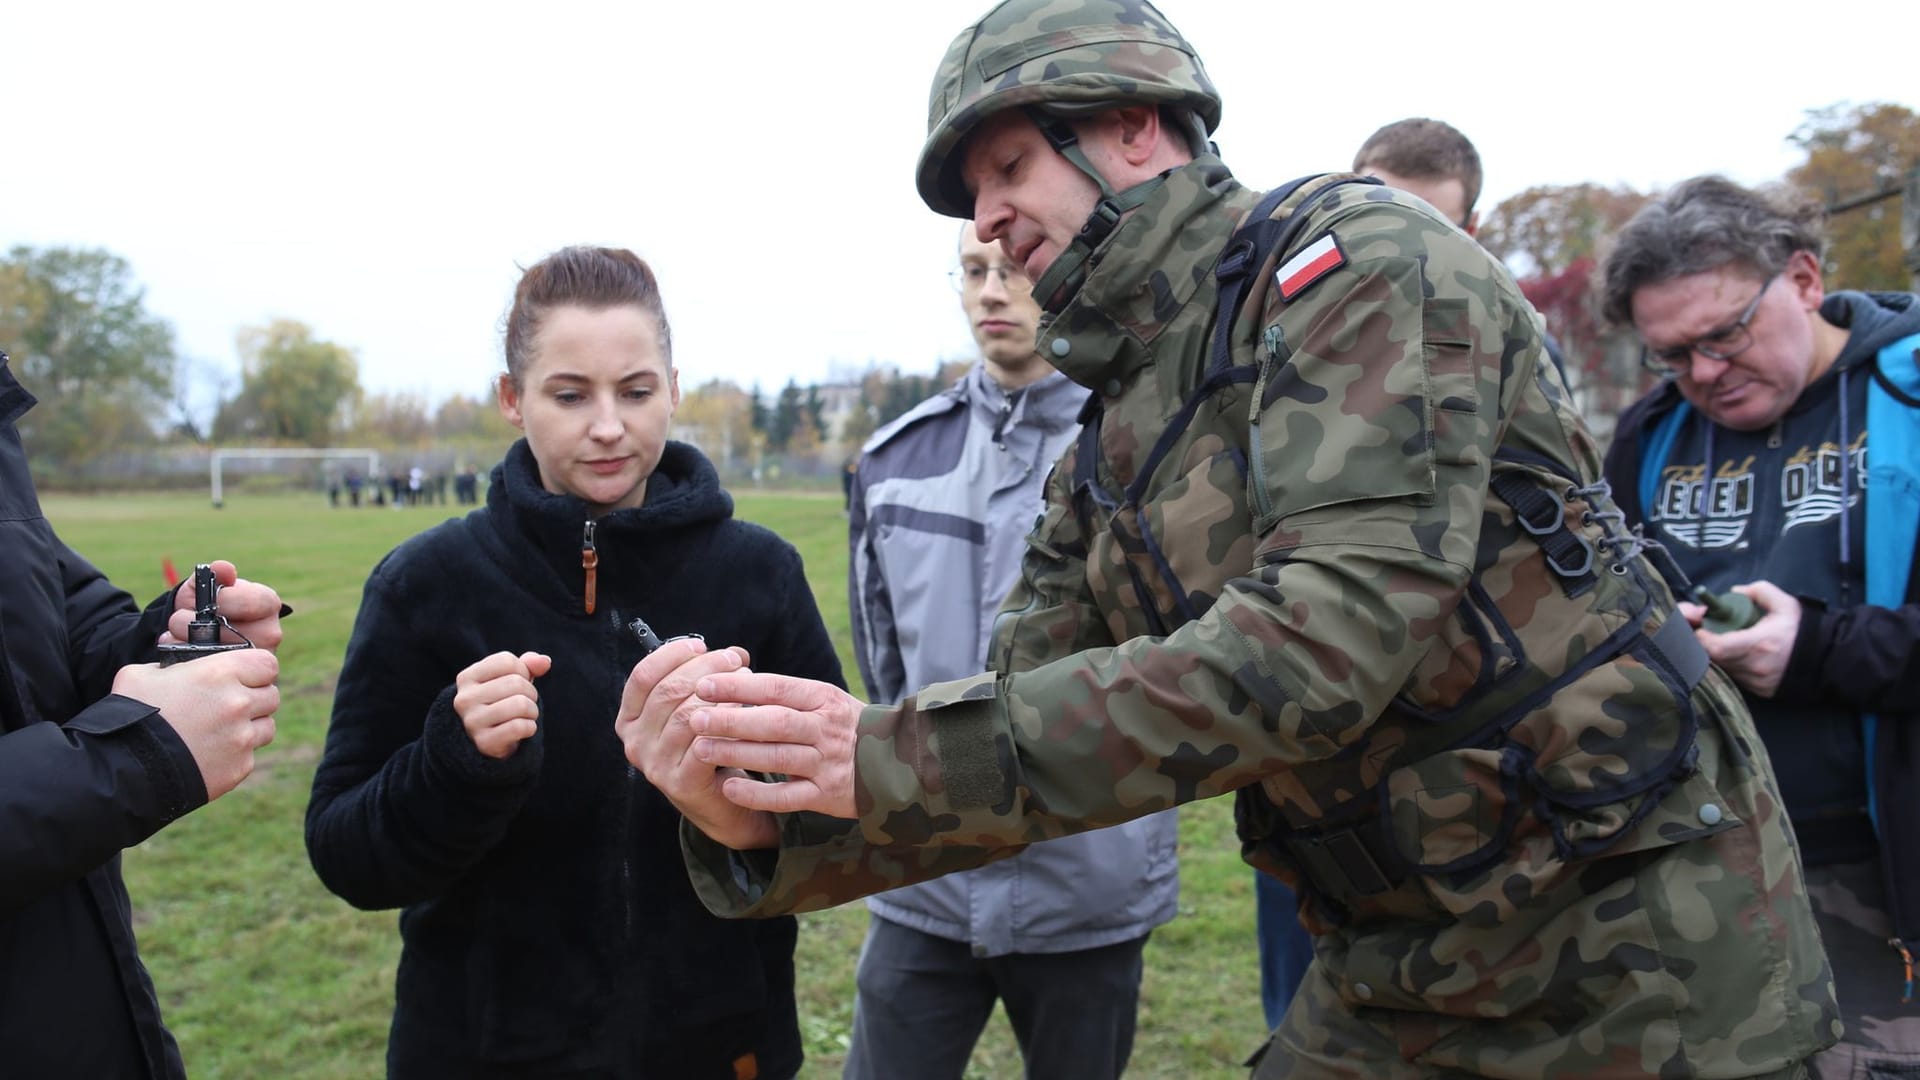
[687,673,865,819]
[113,649,280,802]
[1696,580,1800,699]
[454,651,551,759]
[164,560,286,652]
[616,639,778,850]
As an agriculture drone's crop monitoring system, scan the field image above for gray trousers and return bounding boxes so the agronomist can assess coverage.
[842,915,1148,1080]
[1807,858,1920,1080]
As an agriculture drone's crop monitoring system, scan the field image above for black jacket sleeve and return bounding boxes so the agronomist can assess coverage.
[0,534,202,913]
[58,539,175,702]
[304,548,543,911]
[1778,596,1920,714]
[0,697,205,913]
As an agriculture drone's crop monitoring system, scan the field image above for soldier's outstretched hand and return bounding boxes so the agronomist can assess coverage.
[686,672,864,820]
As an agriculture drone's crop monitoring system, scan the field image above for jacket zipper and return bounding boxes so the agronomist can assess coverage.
[581,521,598,615]
[1247,325,1287,521]
[992,388,1021,450]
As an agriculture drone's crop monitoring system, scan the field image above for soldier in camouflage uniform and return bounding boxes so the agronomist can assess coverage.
[615,1,1840,1075]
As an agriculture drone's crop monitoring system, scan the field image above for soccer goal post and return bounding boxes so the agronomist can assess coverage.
[209,447,383,508]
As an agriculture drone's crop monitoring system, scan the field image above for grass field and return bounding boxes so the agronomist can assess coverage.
[44,489,1269,1079]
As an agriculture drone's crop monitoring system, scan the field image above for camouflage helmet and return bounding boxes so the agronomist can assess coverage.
[915,0,1223,219]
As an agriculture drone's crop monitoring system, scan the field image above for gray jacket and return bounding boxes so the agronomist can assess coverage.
[848,363,1178,956]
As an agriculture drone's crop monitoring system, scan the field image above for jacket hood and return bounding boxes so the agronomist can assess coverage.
[1827,290,1920,373]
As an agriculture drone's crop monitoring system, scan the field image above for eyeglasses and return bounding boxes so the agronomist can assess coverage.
[949,262,1030,293]
[1639,273,1777,378]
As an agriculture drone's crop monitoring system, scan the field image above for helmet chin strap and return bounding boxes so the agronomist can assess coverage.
[1025,108,1168,314]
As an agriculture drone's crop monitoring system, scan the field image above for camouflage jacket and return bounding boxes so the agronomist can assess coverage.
[684,157,1837,1074]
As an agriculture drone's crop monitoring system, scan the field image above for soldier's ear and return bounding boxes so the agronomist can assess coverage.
[1111,105,1159,157]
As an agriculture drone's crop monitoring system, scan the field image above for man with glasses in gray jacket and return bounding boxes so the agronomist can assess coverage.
[842,225,1179,1080]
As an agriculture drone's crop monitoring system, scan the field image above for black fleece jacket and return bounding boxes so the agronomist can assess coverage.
[306,438,843,1079]
[0,354,205,1079]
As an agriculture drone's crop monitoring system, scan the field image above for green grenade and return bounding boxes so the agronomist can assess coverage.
[1688,585,1762,633]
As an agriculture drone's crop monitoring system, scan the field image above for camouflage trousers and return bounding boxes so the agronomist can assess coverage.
[1805,858,1920,1080]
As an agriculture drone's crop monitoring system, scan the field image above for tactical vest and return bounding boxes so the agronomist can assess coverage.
[1069,175,1719,923]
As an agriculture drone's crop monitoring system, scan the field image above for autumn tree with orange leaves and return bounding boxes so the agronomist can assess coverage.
[1788,102,1920,291]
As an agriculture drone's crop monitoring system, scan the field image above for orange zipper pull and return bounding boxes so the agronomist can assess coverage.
[581,520,599,615]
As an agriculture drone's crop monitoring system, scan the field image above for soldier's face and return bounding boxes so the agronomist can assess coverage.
[496,304,679,514]
[1630,253,1827,432]
[957,227,1042,382]
[960,111,1105,285]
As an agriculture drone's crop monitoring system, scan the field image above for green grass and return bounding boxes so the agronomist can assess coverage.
[46,490,1267,1079]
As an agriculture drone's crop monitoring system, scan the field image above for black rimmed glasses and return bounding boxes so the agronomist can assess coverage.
[949,261,1030,293]
[1640,273,1778,378]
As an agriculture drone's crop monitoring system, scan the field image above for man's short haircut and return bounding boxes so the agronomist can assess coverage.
[1600,175,1828,327]
[1352,118,1483,216]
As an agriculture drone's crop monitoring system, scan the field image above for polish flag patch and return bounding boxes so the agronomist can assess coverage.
[1275,233,1346,301]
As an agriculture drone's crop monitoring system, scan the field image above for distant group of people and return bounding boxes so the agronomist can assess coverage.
[330,464,483,508]
[7,2,1918,1079]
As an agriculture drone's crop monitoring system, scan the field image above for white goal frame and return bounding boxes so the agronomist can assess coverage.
[209,447,383,507]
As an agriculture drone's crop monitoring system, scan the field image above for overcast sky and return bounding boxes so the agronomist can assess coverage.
[7,0,1916,415]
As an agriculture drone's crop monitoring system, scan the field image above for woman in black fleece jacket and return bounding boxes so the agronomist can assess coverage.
[305,246,843,1079]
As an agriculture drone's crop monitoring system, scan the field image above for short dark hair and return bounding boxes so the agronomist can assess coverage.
[503,246,673,387]
[1352,118,1483,217]
[1600,176,1827,327]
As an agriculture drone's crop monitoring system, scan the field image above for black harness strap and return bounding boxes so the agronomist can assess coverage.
[1207,174,1382,379]
[1071,174,1386,635]
[1488,471,1597,597]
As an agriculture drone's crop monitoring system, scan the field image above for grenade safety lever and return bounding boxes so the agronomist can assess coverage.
[157,563,255,665]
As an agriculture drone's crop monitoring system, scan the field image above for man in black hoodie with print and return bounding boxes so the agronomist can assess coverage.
[1602,175,1920,1080]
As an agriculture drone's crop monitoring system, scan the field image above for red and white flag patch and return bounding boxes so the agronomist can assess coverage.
[1275,233,1346,301]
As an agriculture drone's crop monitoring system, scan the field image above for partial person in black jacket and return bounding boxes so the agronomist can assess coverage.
[1600,176,1920,1080]
[305,247,843,1079]
[0,348,286,1078]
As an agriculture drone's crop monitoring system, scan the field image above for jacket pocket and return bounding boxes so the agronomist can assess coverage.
[1385,745,1520,879]
[1423,297,1479,416]
[1086,447,1252,641]
[1384,632,1738,924]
